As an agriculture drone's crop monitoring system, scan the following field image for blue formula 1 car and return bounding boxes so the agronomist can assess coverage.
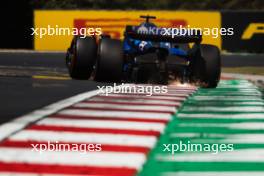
[66,15,221,88]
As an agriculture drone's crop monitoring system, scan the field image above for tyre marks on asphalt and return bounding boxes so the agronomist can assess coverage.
[138,80,264,176]
[0,84,196,175]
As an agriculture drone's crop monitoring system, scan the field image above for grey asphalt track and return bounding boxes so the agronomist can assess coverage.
[0,52,112,124]
[0,51,263,124]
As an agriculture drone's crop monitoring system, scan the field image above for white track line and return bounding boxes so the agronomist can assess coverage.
[9,130,157,148]
[0,147,146,169]
[98,94,185,101]
[0,90,100,141]
[177,113,264,119]
[197,92,262,96]
[38,118,165,132]
[217,85,258,88]
[89,97,181,106]
[156,149,264,162]
[188,101,264,105]
[178,122,264,130]
[73,102,176,112]
[192,96,262,101]
[58,109,172,120]
[183,106,264,112]
[217,134,264,144]
[189,102,264,105]
[222,73,264,82]
[170,133,264,144]
[170,132,225,138]
[0,82,183,141]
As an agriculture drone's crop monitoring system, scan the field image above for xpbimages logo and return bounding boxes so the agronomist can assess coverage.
[97,83,168,96]
[163,141,234,155]
[31,141,102,154]
[31,25,102,38]
[135,25,234,39]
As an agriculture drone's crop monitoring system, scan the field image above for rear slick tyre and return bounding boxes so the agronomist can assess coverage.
[95,38,123,82]
[66,36,97,80]
[200,44,221,88]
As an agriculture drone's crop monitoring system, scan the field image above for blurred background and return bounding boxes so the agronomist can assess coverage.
[0,0,263,52]
[0,0,263,77]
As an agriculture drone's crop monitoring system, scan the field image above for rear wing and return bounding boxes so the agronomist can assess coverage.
[125,25,202,43]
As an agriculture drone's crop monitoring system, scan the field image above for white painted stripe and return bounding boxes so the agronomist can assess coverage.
[210,101,264,105]
[219,79,250,83]
[215,91,263,95]
[187,102,264,106]
[38,117,165,132]
[170,133,226,138]
[98,94,185,101]
[58,109,172,120]
[218,84,257,86]
[197,94,262,97]
[73,102,176,112]
[178,122,264,130]
[9,130,157,147]
[89,97,181,106]
[156,149,264,162]
[0,83,158,140]
[0,147,146,169]
[212,82,256,86]
[218,82,254,85]
[217,85,258,88]
[0,89,100,141]
[238,102,264,105]
[183,106,264,112]
[218,134,264,144]
[177,113,264,119]
[198,89,261,92]
[162,172,264,176]
[192,96,262,101]
[170,133,264,144]
[221,73,264,82]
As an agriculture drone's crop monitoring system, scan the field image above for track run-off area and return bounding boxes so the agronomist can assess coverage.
[0,79,263,176]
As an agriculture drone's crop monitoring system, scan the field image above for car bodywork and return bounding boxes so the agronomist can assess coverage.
[66,15,221,88]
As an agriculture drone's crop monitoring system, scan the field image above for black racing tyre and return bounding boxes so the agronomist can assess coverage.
[95,38,123,82]
[199,44,221,88]
[66,36,97,80]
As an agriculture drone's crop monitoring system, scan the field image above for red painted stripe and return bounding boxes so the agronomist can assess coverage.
[95,95,184,102]
[69,106,174,114]
[26,125,161,136]
[0,140,150,154]
[221,76,234,80]
[86,100,180,107]
[50,115,169,124]
[0,162,136,176]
